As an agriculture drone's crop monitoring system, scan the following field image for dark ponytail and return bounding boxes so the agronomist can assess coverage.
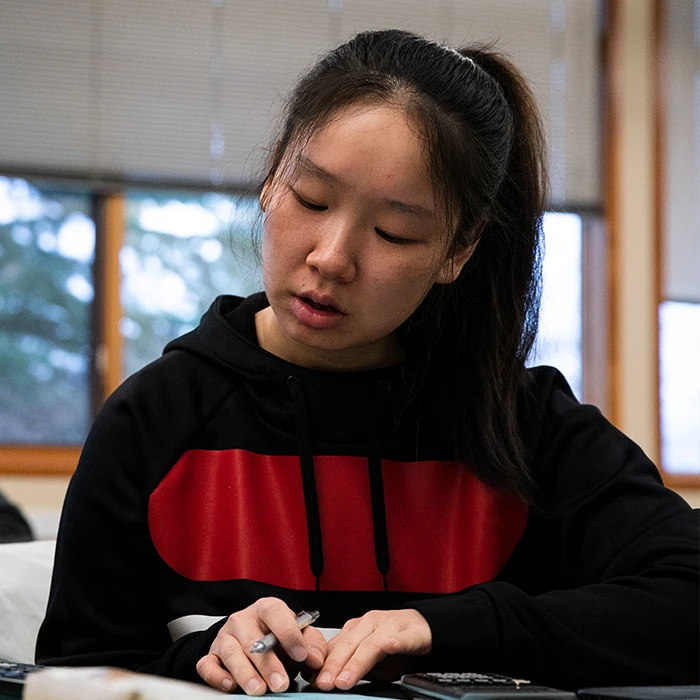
[424,46,547,503]
[264,30,547,503]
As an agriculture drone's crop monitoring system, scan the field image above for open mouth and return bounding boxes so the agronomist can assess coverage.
[302,296,339,313]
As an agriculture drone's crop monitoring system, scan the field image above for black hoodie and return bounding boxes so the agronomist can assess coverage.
[36,293,699,689]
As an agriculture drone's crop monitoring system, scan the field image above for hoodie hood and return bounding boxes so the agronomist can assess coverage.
[165,293,416,442]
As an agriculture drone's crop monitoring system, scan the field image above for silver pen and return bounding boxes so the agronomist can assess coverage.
[250,610,320,654]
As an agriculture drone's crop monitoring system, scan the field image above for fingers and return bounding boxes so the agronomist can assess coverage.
[197,598,320,694]
[196,653,236,693]
[196,603,432,694]
[253,598,308,663]
[315,609,432,691]
[211,626,286,695]
[319,632,385,689]
[302,625,328,669]
[249,598,307,661]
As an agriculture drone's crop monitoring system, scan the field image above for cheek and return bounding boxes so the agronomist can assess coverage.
[260,220,288,291]
[260,227,276,279]
[374,256,441,296]
[364,262,439,323]
[264,198,315,251]
[262,211,298,270]
[367,272,435,335]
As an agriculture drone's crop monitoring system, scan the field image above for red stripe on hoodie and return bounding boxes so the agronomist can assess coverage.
[148,448,527,592]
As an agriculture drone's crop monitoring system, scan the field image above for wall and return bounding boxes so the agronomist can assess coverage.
[0,476,69,541]
[1,0,698,537]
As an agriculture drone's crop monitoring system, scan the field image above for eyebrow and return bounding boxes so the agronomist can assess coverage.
[294,155,436,220]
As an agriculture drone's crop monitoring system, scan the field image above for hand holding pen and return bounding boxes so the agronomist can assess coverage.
[251,610,320,653]
[196,598,326,695]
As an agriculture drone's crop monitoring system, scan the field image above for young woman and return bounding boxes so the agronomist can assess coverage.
[37,29,698,694]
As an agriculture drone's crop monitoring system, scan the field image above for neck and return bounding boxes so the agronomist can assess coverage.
[254,307,403,371]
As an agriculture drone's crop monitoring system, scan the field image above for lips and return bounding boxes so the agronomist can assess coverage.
[302,296,338,312]
[299,292,345,315]
[290,292,347,330]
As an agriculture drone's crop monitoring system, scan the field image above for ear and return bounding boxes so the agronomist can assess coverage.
[435,241,478,285]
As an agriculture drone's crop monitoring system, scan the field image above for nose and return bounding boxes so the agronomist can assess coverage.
[305,220,359,283]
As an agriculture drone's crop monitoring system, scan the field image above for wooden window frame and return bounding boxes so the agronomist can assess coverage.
[1,195,610,476]
[3,7,698,491]
[653,1,700,489]
[0,192,124,475]
[605,0,698,490]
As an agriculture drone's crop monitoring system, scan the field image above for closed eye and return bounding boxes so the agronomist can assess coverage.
[376,228,412,245]
[292,189,327,212]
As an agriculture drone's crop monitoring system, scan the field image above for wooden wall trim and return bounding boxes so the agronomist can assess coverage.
[663,473,700,489]
[654,1,698,485]
[103,194,125,397]
[93,193,125,403]
[604,0,660,464]
[603,0,622,429]
[651,0,663,473]
[0,447,80,474]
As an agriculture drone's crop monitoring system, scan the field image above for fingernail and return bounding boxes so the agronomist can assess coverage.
[337,671,353,687]
[290,645,307,662]
[317,672,332,686]
[269,672,286,692]
[307,646,323,665]
[222,678,232,692]
[247,678,263,695]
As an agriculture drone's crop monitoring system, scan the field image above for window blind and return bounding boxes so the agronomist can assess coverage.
[663,0,700,302]
[0,0,601,207]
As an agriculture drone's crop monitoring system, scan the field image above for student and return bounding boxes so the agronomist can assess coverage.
[37,29,698,694]
[0,490,33,543]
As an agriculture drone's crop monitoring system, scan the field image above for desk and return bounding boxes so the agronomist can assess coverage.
[280,680,407,698]
[5,671,698,700]
[0,671,406,700]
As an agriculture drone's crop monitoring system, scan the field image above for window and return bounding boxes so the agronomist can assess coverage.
[658,0,700,478]
[0,177,94,445]
[529,212,583,400]
[121,191,261,378]
[1,177,594,464]
[659,301,700,474]
[1,0,604,473]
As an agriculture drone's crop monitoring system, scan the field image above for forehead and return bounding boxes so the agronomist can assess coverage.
[307,101,426,148]
[285,103,436,202]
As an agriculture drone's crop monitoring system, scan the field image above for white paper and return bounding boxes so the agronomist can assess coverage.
[0,540,55,663]
[23,667,223,700]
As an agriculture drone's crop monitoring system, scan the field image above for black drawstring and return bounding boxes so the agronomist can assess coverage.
[287,375,392,593]
[368,380,391,592]
[287,375,324,591]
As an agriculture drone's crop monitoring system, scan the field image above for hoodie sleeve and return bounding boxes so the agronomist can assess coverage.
[408,369,699,690]
[35,350,232,682]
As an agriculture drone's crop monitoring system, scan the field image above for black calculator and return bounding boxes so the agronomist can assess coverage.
[0,660,45,698]
[401,672,577,700]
